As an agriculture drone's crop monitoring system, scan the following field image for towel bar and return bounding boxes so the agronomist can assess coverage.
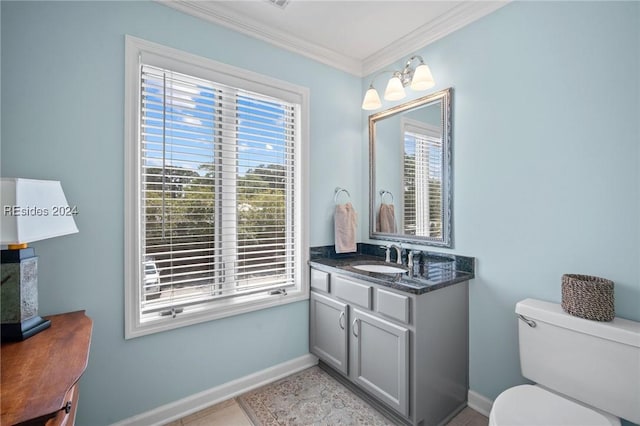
[334,187,351,204]
[379,189,394,203]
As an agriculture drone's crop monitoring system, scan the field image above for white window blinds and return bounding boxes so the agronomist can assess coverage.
[139,64,298,316]
[403,124,443,238]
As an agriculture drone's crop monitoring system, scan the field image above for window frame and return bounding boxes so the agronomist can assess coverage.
[124,36,309,339]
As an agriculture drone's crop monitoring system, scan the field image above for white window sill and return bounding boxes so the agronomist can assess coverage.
[125,287,309,339]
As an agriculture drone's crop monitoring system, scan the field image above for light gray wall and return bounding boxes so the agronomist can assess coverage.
[363,0,640,406]
[0,2,361,424]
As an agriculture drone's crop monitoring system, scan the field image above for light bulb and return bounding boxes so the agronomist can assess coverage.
[410,64,435,91]
[361,86,382,110]
[383,75,406,101]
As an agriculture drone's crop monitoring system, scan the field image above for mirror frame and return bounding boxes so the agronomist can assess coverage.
[368,87,453,247]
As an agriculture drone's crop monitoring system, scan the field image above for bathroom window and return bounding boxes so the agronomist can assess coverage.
[124,36,309,338]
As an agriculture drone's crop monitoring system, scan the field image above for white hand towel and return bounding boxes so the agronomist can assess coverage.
[334,202,357,253]
[377,203,397,233]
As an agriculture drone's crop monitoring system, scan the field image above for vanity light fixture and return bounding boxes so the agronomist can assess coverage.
[362,54,435,110]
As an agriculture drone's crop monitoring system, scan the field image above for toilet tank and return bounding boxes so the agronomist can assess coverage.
[516,298,640,424]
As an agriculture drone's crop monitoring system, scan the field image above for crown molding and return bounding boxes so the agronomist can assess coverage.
[362,1,510,76]
[157,0,363,76]
[157,0,509,78]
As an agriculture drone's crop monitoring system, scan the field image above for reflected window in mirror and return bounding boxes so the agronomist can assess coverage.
[402,118,442,238]
[369,88,452,247]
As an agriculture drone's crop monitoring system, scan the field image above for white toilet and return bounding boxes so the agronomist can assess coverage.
[489,298,640,426]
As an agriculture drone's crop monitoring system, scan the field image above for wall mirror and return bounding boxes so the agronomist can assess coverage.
[369,87,452,247]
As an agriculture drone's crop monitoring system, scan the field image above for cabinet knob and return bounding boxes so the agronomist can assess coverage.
[63,401,73,414]
[338,311,345,330]
[352,319,359,337]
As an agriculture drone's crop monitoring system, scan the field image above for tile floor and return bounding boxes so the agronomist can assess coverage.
[445,407,489,426]
[165,399,252,426]
[165,399,488,426]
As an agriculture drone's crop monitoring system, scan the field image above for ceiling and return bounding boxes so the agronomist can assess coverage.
[160,0,508,76]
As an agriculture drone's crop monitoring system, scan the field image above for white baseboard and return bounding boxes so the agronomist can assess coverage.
[467,389,493,417]
[112,353,319,426]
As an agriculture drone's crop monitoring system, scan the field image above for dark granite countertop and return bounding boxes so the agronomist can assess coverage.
[309,244,474,295]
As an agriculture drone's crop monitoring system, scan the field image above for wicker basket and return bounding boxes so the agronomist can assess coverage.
[561,274,614,321]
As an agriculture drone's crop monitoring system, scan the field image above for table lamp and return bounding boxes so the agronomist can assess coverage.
[1,178,78,341]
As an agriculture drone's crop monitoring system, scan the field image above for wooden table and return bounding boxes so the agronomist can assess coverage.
[1,311,92,425]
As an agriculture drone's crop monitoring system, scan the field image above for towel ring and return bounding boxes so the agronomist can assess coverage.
[379,190,394,203]
[334,187,351,205]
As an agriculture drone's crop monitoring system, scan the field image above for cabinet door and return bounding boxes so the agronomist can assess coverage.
[350,307,409,417]
[309,292,349,375]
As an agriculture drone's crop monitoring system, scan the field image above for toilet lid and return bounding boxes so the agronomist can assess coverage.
[491,385,619,426]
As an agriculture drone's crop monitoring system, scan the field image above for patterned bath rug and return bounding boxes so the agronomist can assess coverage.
[237,366,394,425]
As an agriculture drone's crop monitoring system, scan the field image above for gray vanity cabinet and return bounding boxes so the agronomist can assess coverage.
[350,307,409,416]
[309,291,348,375]
[310,269,410,417]
[309,266,469,426]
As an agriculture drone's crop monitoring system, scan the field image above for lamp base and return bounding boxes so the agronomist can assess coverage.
[1,315,51,342]
[1,247,49,342]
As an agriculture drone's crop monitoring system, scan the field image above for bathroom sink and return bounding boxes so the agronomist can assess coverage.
[352,263,408,274]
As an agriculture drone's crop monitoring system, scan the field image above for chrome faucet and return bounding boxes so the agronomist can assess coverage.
[408,250,421,270]
[387,243,403,264]
[382,246,391,262]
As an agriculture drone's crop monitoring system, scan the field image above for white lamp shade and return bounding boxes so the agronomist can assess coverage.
[410,64,435,91]
[362,87,382,110]
[384,75,406,101]
[1,178,78,246]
